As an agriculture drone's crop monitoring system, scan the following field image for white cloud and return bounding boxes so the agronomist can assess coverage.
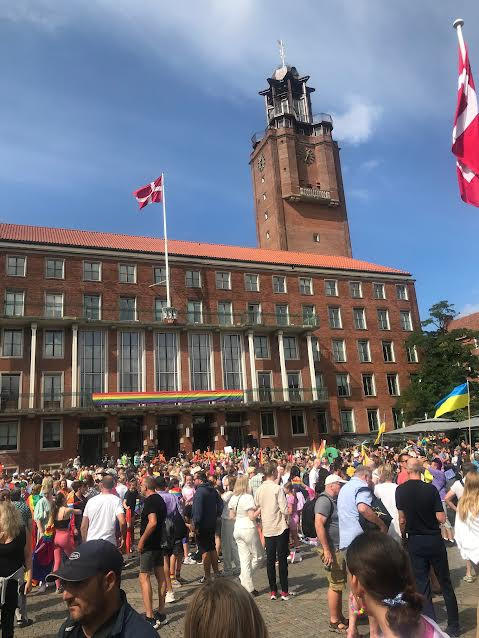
[458,303,479,318]
[349,188,370,202]
[360,159,381,172]
[332,98,382,145]
[0,1,68,30]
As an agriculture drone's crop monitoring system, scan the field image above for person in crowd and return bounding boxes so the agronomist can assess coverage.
[255,463,291,601]
[138,476,168,629]
[10,487,33,627]
[34,477,54,539]
[427,458,455,545]
[52,493,82,594]
[57,478,69,498]
[123,477,140,552]
[155,476,182,602]
[48,540,158,638]
[314,474,348,633]
[67,480,87,546]
[80,476,126,548]
[221,476,240,576]
[347,531,451,638]
[396,459,460,637]
[396,452,410,485]
[191,471,224,583]
[248,463,264,499]
[284,482,302,563]
[374,464,401,541]
[0,500,32,638]
[184,577,268,638]
[229,474,262,595]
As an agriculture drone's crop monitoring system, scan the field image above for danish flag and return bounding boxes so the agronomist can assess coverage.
[133,175,163,209]
[452,41,479,207]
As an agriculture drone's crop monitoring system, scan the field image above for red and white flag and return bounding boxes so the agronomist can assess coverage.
[133,175,163,209]
[452,39,479,207]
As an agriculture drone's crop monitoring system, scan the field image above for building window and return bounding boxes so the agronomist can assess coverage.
[155,333,178,391]
[254,335,269,359]
[353,307,366,330]
[189,333,212,391]
[340,410,354,433]
[317,410,328,433]
[2,329,23,357]
[283,336,298,360]
[291,410,306,435]
[43,373,62,408]
[186,270,201,288]
[328,306,342,329]
[313,233,320,243]
[396,284,408,300]
[119,331,143,392]
[332,339,346,362]
[387,373,400,396]
[261,411,276,436]
[336,374,350,397]
[42,419,62,449]
[218,301,233,325]
[325,279,338,296]
[83,261,101,281]
[315,372,325,393]
[84,294,101,320]
[299,277,313,295]
[0,374,20,409]
[311,336,320,361]
[79,331,105,405]
[367,409,380,432]
[153,266,166,285]
[119,264,136,283]
[350,281,362,298]
[187,301,203,324]
[119,297,137,321]
[6,256,26,277]
[382,340,395,363]
[377,309,390,330]
[0,421,18,451]
[222,334,243,390]
[247,303,261,325]
[245,274,259,292]
[258,372,272,402]
[216,271,231,290]
[44,330,64,358]
[302,305,317,327]
[272,275,286,293]
[4,291,24,317]
[275,304,289,326]
[46,259,65,279]
[288,372,302,401]
[392,408,404,429]
[266,231,270,240]
[373,282,386,299]
[154,299,167,321]
[406,345,418,363]
[400,310,413,331]
[45,293,63,318]
[362,373,376,397]
[357,339,371,363]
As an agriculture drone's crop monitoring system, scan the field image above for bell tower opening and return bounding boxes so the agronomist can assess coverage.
[250,53,352,257]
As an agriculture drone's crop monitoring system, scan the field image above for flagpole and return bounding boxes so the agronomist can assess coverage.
[467,379,472,456]
[161,173,171,308]
[453,19,466,63]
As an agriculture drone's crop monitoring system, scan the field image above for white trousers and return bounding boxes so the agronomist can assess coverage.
[221,518,240,572]
[234,525,263,593]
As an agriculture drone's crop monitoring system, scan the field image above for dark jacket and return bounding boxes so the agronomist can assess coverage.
[191,483,223,528]
[57,590,157,638]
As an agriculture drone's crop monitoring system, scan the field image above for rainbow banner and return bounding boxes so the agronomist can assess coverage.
[91,390,243,406]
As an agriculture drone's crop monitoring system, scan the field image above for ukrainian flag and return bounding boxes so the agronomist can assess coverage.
[434,383,469,418]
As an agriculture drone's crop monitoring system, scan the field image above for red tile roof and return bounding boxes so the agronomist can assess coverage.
[449,313,479,331]
[0,223,410,275]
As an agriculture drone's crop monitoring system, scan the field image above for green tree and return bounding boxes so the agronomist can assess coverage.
[396,301,479,423]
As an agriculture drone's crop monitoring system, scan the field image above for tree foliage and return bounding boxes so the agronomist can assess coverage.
[396,301,479,423]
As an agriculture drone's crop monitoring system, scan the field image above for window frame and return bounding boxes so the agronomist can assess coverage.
[373,282,386,299]
[1,329,23,358]
[215,271,232,290]
[332,338,346,362]
[41,372,64,409]
[353,307,367,330]
[357,339,371,363]
[119,296,137,321]
[0,372,22,410]
[45,258,65,280]
[367,408,380,432]
[118,263,137,284]
[272,275,287,294]
[302,304,317,327]
[382,340,395,363]
[349,281,362,299]
[0,420,19,452]
[4,290,25,317]
[187,300,203,324]
[362,373,376,397]
[283,335,299,360]
[6,256,26,278]
[340,409,355,433]
[83,293,101,320]
[387,373,400,396]
[43,329,64,359]
[377,308,390,331]
[44,292,64,318]
[260,411,277,437]
[244,273,259,292]
[153,266,167,286]
[299,277,313,295]
[336,373,350,397]
[275,304,289,326]
[40,417,63,451]
[324,279,338,297]
[396,284,408,301]
[290,409,307,437]
[83,260,102,282]
[400,310,413,331]
[253,335,270,360]
[185,270,202,288]
[406,344,418,363]
[218,301,233,326]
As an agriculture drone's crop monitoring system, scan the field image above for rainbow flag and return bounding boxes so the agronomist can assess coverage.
[91,390,243,406]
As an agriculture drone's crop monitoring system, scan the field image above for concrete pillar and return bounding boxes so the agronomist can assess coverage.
[306,332,318,401]
[29,323,37,409]
[277,331,289,401]
[71,324,78,408]
[248,331,258,402]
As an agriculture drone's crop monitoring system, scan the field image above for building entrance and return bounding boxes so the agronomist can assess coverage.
[226,412,246,449]
[119,417,143,457]
[192,414,214,452]
[78,419,105,465]
[157,415,179,458]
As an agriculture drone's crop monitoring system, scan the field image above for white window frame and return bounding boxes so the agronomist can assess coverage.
[272,275,287,294]
[302,304,317,327]
[44,292,64,318]
[153,266,166,286]
[260,411,277,438]
[362,373,376,397]
[41,372,64,409]
[283,335,299,360]
[40,417,63,451]
[357,339,371,363]
[185,270,201,288]
[377,308,390,330]
[119,296,137,321]
[328,306,342,329]
[83,260,102,282]
[0,372,22,410]
[43,329,65,359]
[325,279,338,297]
[400,310,413,331]
[253,335,270,360]
[336,373,350,397]
[45,258,65,280]
[382,340,396,363]
[287,371,303,401]
[187,300,203,324]
[396,284,408,300]
[373,282,386,299]
[244,273,259,292]
[1,329,23,358]
[290,409,307,437]
[367,408,380,432]
[247,302,262,325]
[0,420,20,452]
[332,338,346,362]
[353,307,367,330]
[4,290,24,317]
[406,344,418,363]
[218,301,233,325]
[299,277,313,295]
[340,409,355,433]
[275,304,289,326]
[6,256,26,278]
[349,281,362,298]
[118,263,137,284]
[215,271,232,290]
[84,294,102,321]
[387,372,401,396]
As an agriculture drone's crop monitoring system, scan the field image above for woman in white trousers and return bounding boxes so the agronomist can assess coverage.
[229,475,263,596]
[221,476,240,575]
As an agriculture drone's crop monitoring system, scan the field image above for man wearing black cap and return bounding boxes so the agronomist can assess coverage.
[48,540,158,638]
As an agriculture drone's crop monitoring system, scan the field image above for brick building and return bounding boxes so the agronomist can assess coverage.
[0,61,420,469]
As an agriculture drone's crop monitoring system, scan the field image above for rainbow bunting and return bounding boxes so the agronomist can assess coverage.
[91,390,243,406]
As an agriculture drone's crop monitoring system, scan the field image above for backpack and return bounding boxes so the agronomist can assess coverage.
[301,493,334,538]
[356,486,392,532]
[161,502,187,549]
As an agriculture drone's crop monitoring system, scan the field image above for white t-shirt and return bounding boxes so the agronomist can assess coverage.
[374,482,401,541]
[115,483,128,500]
[449,479,464,500]
[83,493,124,545]
[229,494,256,529]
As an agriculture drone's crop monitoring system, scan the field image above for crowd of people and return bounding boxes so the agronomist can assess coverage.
[0,435,479,637]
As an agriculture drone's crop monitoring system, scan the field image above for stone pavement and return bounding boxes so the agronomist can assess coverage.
[21,544,478,638]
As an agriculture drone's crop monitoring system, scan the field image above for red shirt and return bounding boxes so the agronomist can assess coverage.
[397,469,409,485]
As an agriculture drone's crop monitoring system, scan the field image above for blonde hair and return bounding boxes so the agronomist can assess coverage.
[41,477,54,495]
[233,474,250,496]
[184,578,268,638]
[0,501,22,542]
[458,471,479,521]
[379,464,394,483]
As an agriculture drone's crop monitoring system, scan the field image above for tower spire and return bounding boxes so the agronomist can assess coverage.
[277,39,286,67]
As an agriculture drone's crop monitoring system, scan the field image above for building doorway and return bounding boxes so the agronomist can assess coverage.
[78,419,105,465]
[119,417,143,457]
[157,415,179,458]
[226,412,246,449]
[192,414,214,452]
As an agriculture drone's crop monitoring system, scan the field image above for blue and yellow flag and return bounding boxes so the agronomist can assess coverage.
[434,383,469,418]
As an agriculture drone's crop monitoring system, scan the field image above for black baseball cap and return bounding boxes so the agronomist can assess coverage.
[46,540,123,582]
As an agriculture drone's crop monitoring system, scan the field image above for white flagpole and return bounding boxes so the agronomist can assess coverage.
[467,379,472,456]
[161,173,171,308]
[453,19,466,64]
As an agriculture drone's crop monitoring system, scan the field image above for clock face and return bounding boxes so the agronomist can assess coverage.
[257,154,266,172]
[303,148,315,164]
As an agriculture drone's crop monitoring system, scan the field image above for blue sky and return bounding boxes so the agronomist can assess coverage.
[1,1,479,319]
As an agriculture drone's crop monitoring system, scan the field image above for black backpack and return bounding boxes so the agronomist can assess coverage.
[301,493,334,538]
[356,486,392,532]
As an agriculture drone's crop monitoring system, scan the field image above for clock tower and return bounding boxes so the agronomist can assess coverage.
[250,63,352,257]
